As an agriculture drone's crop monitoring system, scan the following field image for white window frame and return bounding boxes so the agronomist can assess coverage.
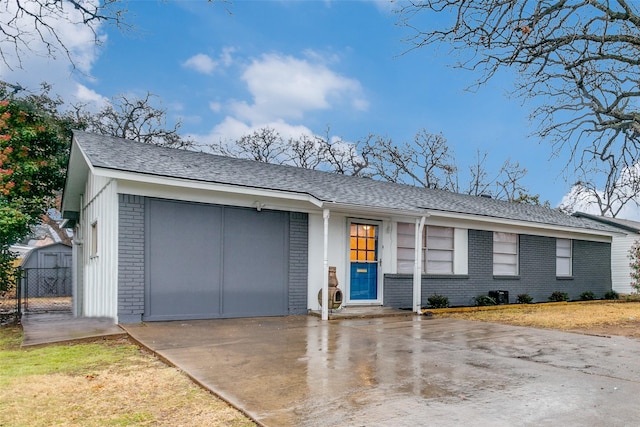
[396,224,455,274]
[493,232,518,276]
[425,226,454,274]
[556,238,572,277]
[396,222,416,274]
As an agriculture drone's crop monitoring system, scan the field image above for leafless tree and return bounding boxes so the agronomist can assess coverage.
[75,92,194,149]
[561,162,640,217]
[212,127,286,163]
[211,126,371,176]
[320,131,371,177]
[397,0,640,215]
[0,0,130,70]
[366,130,458,191]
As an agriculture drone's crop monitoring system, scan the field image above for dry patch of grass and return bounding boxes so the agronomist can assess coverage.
[435,301,640,332]
[0,326,255,427]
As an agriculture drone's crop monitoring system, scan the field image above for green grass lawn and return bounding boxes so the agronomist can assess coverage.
[0,325,255,427]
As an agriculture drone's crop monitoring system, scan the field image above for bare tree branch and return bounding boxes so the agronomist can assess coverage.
[0,0,130,70]
[75,92,194,149]
[397,0,640,215]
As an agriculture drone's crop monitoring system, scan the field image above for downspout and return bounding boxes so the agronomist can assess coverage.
[322,208,330,321]
[413,215,427,314]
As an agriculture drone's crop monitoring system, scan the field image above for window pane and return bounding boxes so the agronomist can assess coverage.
[427,260,453,274]
[557,258,571,276]
[358,237,366,249]
[397,222,415,273]
[493,232,518,275]
[428,250,453,262]
[494,253,517,264]
[556,239,572,276]
[427,226,453,238]
[367,238,375,250]
[494,232,517,243]
[426,226,454,274]
[494,242,517,254]
[494,263,517,275]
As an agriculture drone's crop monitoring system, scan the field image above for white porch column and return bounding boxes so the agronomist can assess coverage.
[322,208,330,320]
[413,216,427,314]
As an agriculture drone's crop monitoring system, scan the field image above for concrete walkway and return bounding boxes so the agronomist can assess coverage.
[21,313,125,347]
[122,315,640,427]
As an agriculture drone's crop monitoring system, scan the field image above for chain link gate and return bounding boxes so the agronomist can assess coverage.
[20,267,72,313]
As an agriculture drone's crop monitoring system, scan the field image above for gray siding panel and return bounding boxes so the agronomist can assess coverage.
[141,198,303,321]
[221,208,288,317]
[384,229,612,308]
[118,194,145,323]
[145,199,224,320]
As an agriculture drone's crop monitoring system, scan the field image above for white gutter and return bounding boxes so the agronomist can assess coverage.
[95,167,324,208]
[413,215,427,314]
[322,209,330,321]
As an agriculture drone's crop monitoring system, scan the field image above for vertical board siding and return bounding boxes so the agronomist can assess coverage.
[82,175,119,319]
[611,234,637,294]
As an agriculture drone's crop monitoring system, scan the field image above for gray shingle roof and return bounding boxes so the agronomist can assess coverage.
[72,130,616,234]
[573,212,640,233]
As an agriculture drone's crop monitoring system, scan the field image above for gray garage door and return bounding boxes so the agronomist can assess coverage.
[145,199,289,320]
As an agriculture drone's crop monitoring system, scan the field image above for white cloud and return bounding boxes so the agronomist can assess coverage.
[0,0,103,74]
[190,116,315,148]
[231,52,368,124]
[74,84,109,110]
[220,47,235,67]
[559,165,640,221]
[182,53,217,75]
[0,0,105,106]
[182,48,236,75]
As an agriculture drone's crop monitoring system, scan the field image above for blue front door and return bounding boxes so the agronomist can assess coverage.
[349,223,379,301]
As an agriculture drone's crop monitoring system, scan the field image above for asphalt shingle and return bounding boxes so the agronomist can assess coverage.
[72,130,615,233]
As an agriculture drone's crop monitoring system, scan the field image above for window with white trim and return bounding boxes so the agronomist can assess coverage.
[556,238,572,276]
[396,222,417,274]
[493,232,518,275]
[426,226,454,274]
[396,223,454,274]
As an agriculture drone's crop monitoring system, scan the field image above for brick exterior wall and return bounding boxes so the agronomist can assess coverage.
[118,194,145,323]
[288,212,309,314]
[384,229,612,308]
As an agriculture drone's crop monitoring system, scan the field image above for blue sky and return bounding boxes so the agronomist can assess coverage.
[1,1,581,208]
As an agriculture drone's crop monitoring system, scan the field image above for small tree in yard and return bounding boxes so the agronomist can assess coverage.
[0,96,70,292]
[628,240,640,294]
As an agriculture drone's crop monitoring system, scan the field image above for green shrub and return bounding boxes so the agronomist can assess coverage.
[548,291,570,302]
[427,294,450,308]
[516,293,533,304]
[579,291,596,301]
[604,290,619,300]
[474,295,497,306]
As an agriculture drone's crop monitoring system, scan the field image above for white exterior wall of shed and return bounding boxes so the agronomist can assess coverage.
[81,174,119,319]
[611,233,637,294]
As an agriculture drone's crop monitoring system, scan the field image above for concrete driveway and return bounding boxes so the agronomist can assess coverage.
[122,315,640,426]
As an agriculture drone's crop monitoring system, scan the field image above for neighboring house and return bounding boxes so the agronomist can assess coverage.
[19,242,72,298]
[62,131,618,323]
[573,213,640,294]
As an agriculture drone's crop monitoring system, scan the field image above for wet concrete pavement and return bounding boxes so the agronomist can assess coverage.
[122,315,640,426]
[21,313,125,347]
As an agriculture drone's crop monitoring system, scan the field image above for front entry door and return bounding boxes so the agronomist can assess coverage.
[349,222,379,301]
